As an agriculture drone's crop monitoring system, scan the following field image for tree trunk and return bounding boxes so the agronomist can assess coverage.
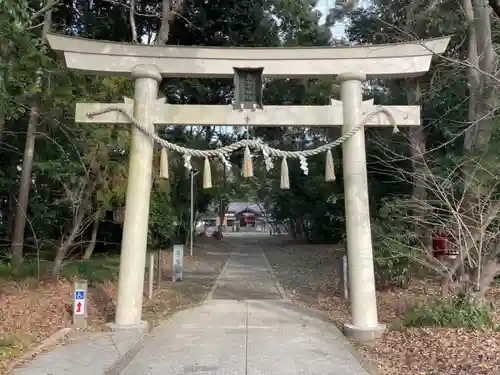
[295,219,303,240]
[11,86,40,268]
[301,219,308,242]
[471,0,496,152]
[10,1,54,269]
[155,0,185,45]
[215,165,227,238]
[406,79,428,240]
[473,258,500,299]
[129,0,138,43]
[82,209,102,260]
[52,189,94,277]
[462,0,480,155]
[472,239,500,299]
[216,200,226,238]
[0,110,4,143]
[52,211,86,277]
[155,0,185,96]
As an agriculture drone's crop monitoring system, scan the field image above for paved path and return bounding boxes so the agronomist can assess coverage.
[118,235,373,375]
[207,236,284,300]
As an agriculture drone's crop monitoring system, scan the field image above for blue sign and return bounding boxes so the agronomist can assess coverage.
[75,290,85,300]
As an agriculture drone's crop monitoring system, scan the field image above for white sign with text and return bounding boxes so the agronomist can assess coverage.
[172,244,184,282]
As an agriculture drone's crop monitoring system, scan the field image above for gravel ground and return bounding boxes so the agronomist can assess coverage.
[142,237,231,325]
[261,236,500,375]
[261,237,345,310]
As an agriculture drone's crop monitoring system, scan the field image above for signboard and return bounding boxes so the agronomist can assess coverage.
[72,280,87,329]
[172,244,184,282]
[233,67,264,111]
[74,289,85,315]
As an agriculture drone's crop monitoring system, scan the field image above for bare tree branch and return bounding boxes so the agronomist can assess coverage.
[22,0,62,31]
[102,0,160,18]
[488,0,500,18]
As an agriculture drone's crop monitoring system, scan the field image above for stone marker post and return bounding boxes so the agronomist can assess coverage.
[148,253,155,300]
[341,254,349,300]
[114,65,161,328]
[172,244,184,282]
[73,279,88,329]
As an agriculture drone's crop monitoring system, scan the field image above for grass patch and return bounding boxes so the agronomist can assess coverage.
[60,257,120,282]
[404,294,497,329]
[0,335,23,361]
[0,256,120,283]
[0,260,51,279]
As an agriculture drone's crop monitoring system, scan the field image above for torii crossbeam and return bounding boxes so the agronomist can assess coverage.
[75,98,420,127]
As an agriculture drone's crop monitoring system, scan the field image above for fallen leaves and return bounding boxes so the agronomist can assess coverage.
[0,240,230,373]
[0,279,73,373]
[358,327,500,375]
[263,241,500,375]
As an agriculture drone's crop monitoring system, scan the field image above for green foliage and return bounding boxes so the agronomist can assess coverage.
[371,198,416,287]
[0,260,43,279]
[404,295,497,329]
[148,182,177,249]
[0,334,22,361]
[0,3,45,121]
[259,155,346,244]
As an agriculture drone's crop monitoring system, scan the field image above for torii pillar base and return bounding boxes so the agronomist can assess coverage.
[344,323,386,342]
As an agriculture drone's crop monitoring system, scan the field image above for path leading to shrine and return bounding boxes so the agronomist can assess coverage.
[117,234,373,375]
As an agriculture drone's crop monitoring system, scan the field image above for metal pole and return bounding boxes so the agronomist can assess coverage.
[190,170,194,257]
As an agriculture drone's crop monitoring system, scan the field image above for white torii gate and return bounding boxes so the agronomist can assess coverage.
[47,33,450,341]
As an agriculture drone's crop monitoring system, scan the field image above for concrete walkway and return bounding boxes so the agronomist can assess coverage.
[207,238,285,300]
[118,236,373,375]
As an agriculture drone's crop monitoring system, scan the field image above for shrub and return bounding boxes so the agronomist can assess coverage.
[404,294,496,329]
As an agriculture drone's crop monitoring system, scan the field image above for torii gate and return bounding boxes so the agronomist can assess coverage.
[47,33,450,341]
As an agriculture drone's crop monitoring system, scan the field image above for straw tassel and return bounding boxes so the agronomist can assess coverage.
[203,157,212,189]
[280,156,290,189]
[159,148,169,179]
[325,149,336,182]
[242,146,253,178]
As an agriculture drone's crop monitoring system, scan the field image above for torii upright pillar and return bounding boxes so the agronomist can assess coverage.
[339,73,383,340]
[113,65,161,329]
